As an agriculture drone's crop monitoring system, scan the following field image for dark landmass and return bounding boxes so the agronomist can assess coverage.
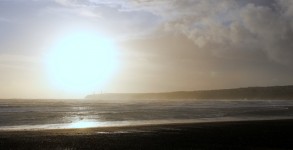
[86,85,293,100]
[1,119,293,150]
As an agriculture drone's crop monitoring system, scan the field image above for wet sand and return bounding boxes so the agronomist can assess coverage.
[1,119,293,149]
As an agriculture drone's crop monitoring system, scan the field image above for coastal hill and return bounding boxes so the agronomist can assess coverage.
[86,85,293,100]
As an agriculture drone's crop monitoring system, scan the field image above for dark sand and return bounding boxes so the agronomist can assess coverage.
[1,119,293,150]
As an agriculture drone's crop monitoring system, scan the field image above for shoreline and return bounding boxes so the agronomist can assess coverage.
[1,117,293,132]
[1,119,293,149]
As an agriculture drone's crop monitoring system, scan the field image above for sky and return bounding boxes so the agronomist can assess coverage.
[0,0,293,99]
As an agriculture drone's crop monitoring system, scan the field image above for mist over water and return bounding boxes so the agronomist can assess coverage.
[1,99,293,130]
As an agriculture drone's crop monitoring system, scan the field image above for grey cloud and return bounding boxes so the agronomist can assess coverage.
[114,0,293,91]
[141,0,293,66]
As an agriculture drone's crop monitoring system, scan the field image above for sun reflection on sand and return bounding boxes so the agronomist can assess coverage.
[67,120,101,129]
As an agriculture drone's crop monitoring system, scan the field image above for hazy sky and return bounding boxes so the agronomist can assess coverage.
[1,0,293,98]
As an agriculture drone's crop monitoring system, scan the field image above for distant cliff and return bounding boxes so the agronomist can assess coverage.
[86,85,293,100]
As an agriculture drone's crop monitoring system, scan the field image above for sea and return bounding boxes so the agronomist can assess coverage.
[1,99,293,130]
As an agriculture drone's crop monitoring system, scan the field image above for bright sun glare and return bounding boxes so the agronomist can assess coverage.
[67,120,99,129]
[46,31,118,94]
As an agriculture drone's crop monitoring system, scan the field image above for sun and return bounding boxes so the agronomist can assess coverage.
[46,31,118,94]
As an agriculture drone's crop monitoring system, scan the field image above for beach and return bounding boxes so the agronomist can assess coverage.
[1,119,293,150]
